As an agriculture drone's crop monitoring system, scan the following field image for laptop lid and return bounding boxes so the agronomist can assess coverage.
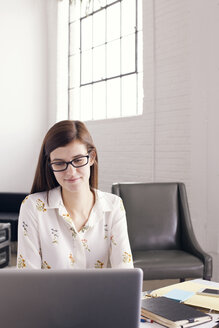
[0,268,142,328]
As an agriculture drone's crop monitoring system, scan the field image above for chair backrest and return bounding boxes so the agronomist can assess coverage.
[0,192,27,213]
[112,182,182,251]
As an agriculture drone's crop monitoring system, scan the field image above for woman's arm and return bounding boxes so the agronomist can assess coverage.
[109,197,134,268]
[17,196,42,269]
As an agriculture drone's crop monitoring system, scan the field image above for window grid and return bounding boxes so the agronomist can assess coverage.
[68,0,142,121]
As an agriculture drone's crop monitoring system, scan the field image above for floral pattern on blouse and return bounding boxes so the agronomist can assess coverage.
[70,227,77,238]
[22,196,29,204]
[17,254,26,268]
[62,213,73,225]
[104,224,108,239]
[110,235,117,246]
[120,199,125,211]
[51,228,59,244]
[81,225,89,233]
[22,221,28,236]
[69,253,75,266]
[42,261,51,269]
[81,238,90,252]
[122,252,132,263]
[17,187,133,270]
[36,199,47,212]
[94,260,104,268]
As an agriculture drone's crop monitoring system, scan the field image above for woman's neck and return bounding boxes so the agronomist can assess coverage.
[61,187,95,231]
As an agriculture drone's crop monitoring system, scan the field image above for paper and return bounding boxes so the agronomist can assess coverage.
[164,289,195,302]
[151,280,219,311]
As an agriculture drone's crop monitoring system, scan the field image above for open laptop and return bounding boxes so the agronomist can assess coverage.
[0,268,142,328]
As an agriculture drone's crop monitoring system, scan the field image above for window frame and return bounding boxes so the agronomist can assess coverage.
[68,0,143,121]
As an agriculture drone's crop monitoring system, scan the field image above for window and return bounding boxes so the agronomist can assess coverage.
[68,0,143,121]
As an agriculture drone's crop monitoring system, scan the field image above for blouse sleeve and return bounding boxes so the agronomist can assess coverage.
[17,196,42,269]
[109,197,134,268]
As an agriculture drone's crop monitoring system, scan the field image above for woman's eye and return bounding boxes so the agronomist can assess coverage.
[55,162,65,166]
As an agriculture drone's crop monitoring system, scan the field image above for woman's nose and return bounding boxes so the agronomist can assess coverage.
[66,163,77,174]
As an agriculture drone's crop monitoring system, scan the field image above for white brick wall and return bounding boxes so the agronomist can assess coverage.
[87,0,219,280]
[189,0,219,280]
[154,0,190,186]
[86,0,155,192]
[87,0,191,192]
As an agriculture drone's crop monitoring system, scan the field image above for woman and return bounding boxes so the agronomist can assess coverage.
[17,120,133,269]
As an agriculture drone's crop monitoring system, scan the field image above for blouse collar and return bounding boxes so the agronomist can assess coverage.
[46,186,114,228]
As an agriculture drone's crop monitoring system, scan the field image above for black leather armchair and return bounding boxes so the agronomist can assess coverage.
[0,192,27,242]
[112,182,212,281]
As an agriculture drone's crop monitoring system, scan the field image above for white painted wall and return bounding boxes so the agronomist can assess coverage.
[86,0,155,192]
[0,0,49,192]
[190,0,219,280]
[0,0,218,280]
[87,0,219,280]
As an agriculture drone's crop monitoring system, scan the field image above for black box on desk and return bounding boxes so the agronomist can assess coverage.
[0,223,11,268]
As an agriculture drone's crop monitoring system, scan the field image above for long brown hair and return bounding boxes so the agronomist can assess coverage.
[31,120,98,194]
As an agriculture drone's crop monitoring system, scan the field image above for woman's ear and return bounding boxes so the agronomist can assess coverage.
[89,150,96,166]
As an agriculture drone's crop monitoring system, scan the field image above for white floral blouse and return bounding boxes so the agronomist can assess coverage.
[17,187,133,270]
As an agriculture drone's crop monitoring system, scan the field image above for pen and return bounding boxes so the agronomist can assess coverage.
[141,316,153,323]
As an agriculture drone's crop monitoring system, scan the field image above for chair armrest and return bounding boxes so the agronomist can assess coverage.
[178,183,212,279]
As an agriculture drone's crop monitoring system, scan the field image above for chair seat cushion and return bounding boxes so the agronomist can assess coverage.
[133,250,204,280]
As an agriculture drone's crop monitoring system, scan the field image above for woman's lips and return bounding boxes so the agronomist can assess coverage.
[65,177,81,183]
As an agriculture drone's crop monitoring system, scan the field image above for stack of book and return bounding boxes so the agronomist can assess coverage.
[141,296,212,328]
[0,223,11,268]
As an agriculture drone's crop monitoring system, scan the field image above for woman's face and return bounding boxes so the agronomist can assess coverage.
[50,140,95,194]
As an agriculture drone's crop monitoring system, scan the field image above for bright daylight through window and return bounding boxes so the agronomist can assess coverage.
[68,0,143,121]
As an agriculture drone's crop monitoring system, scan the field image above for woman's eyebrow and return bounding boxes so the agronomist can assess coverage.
[50,158,65,162]
[51,154,86,162]
[73,153,87,159]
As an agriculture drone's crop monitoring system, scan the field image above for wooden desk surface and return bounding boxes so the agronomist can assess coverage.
[141,279,219,328]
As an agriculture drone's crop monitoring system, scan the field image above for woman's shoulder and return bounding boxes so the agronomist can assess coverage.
[20,190,48,209]
[94,190,125,217]
[23,190,47,202]
[20,187,61,210]
[95,189,121,205]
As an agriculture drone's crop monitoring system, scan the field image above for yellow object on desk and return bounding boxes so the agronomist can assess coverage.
[150,280,219,311]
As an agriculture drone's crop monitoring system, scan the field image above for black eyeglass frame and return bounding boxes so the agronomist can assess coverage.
[49,154,90,172]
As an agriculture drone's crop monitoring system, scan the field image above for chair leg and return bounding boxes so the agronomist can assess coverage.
[204,277,211,281]
[180,278,185,282]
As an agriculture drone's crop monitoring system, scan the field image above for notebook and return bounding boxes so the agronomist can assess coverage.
[141,296,212,328]
[0,268,142,328]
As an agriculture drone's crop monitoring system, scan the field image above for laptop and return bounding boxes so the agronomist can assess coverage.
[0,268,143,328]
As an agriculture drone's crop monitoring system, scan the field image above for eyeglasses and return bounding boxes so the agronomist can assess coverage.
[49,155,90,172]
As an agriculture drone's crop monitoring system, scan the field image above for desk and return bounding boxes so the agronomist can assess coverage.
[140,313,218,327]
[140,279,219,328]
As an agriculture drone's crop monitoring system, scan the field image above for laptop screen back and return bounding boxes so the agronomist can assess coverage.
[0,268,142,328]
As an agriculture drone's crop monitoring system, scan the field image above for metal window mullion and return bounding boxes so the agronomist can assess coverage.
[79,16,82,87]
[135,0,138,74]
[105,6,107,119]
[68,3,71,119]
[79,1,83,120]
[80,0,121,20]
[91,10,94,120]
[79,71,136,87]
[135,0,138,115]
[120,0,122,117]
[69,0,140,121]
